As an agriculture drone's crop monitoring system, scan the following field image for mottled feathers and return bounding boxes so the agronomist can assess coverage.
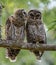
[5,9,27,62]
[26,9,46,60]
[5,9,46,61]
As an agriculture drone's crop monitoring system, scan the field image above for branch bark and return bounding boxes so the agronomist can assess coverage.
[0,39,56,51]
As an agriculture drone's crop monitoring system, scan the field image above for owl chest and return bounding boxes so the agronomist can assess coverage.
[14,26,24,40]
[27,24,45,41]
[9,24,24,40]
[28,25,41,36]
[15,26,23,36]
[28,25,45,41]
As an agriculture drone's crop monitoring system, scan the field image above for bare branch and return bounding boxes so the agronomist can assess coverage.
[0,39,56,51]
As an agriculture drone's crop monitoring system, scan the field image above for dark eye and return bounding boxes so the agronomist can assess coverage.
[30,13,34,16]
[23,12,26,14]
[30,13,34,19]
[36,14,41,19]
[36,14,40,17]
[23,12,26,16]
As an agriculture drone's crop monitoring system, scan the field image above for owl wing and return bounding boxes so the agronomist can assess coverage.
[5,16,20,61]
[5,17,12,40]
[38,23,47,44]
[19,26,25,40]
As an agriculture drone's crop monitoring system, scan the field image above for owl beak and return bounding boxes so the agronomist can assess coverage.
[34,17,36,20]
[25,16,27,20]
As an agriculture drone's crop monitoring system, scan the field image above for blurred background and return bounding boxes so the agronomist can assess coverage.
[0,0,56,65]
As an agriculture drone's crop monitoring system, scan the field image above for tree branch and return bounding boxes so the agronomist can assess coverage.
[0,39,56,51]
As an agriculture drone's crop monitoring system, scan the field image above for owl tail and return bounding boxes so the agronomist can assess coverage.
[33,51,44,60]
[6,48,20,62]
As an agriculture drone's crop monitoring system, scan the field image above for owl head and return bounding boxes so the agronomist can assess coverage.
[28,9,41,20]
[14,9,27,21]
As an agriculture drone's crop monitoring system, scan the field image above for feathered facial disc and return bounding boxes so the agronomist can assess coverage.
[28,10,41,20]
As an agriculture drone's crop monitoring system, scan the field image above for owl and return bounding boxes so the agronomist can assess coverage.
[26,10,46,60]
[5,9,27,62]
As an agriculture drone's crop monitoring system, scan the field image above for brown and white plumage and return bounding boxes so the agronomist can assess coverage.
[5,9,27,62]
[26,10,46,60]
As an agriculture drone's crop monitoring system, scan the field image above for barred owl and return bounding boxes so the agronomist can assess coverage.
[26,10,46,60]
[5,9,27,62]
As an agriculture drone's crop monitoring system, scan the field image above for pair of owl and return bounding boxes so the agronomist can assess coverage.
[6,9,46,62]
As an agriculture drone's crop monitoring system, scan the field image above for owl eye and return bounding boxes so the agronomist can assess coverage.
[36,14,40,17]
[30,13,34,19]
[23,12,26,14]
[36,14,41,19]
[23,12,26,16]
[30,13,34,16]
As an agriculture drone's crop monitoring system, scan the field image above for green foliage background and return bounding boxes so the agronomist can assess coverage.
[0,0,56,65]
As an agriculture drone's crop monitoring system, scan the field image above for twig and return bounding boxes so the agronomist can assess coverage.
[0,39,56,51]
